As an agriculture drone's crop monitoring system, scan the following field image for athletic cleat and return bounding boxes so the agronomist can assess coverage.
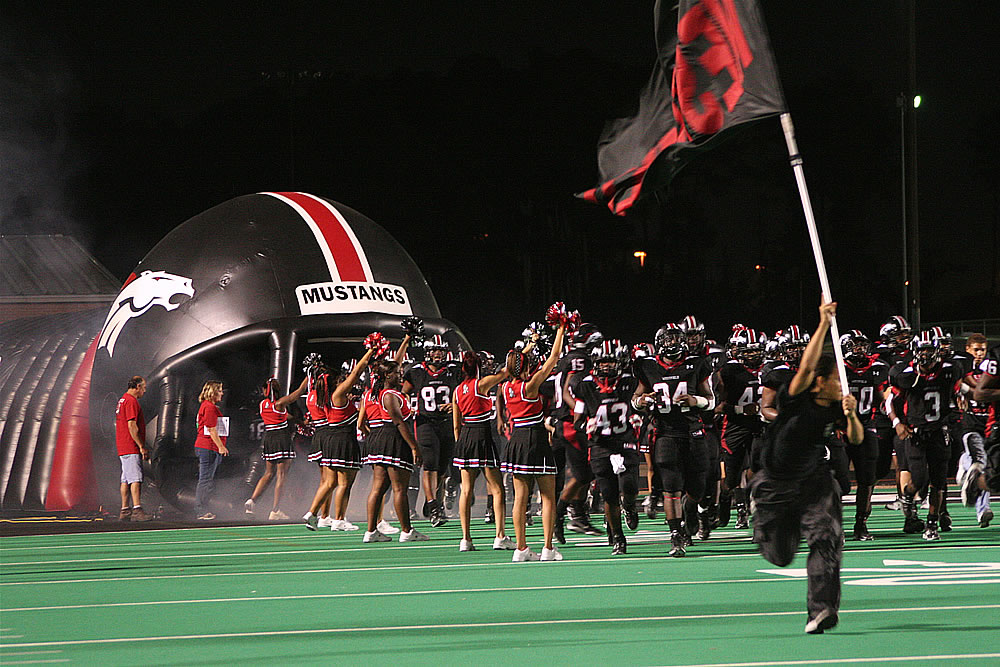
[960,463,983,507]
[611,538,627,555]
[554,516,567,544]
[668,530,686,557]
[623,504,639,531]
[939,512,952,532]
[422,499,432,518]
[304,513,319,531]
[922,521,939,541]
[805,608,839,634]
[540,546,564,561]
[363,530,391,543]
[444,479,458,512]
[399,528,429,542]
[852,521,874,541]
[525,511,534,527]
[512,547,540,562]
[978,508,994,528]
[244,498,255,514]
[568,516,603,536]
[643,494,659,520]
[919,495,930,510]
[734,504,749,530]
[376,520,400,535]
[269,509,290,521]
[493,536,515,550]
[884,497,902,511]
[317,516,334,529]
[484,505,495,524]
[459,539,476,552]
[901,496,924,534]
[430,502,449,528]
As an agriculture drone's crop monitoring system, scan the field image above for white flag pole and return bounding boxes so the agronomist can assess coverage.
[779,113,850,393]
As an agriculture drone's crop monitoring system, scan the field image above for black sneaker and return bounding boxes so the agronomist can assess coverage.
[422,499,432,519]
[853,521,874,541]
[922,520,940,541]
[430,501,448,528]
[734,504,749,530]
[622,504,639,531]
[554,515,566,545]
[901,497,924,534]
[644,495,659,520]
[939,512,952,532]
[611,538,627,555]
[483,506,495,524]
[668,530,686,557]
[805,608,839,634]
[525,511,534,527]
[697,513,712,541]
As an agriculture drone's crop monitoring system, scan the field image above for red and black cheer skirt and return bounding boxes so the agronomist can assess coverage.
[500,426,556,476]
[261,424,296,461]
[454,423,499,469]
[362,425,415,472]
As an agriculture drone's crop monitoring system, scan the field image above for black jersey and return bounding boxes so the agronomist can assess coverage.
[633,355,710,435]
[873,345,912,368]
[889,359,963,430]
[763,385,844,481]
[761,362,796,391]
[962,362,991,434]
[403,362,459,422]
[718,359,764,430]
[574,373,638,453]
[547,349,591,422]
[843,356,890,427]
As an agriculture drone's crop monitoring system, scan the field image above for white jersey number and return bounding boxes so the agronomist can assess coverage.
[651,381,688,414]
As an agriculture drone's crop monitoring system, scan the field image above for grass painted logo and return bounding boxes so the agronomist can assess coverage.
[296,281,413,316]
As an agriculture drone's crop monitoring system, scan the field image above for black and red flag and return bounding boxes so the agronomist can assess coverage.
[577,0,786,215]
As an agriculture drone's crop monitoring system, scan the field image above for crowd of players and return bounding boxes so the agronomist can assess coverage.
[249,308,999,562]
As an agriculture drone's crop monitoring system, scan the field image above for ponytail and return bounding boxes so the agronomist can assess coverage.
[461,350,480,380]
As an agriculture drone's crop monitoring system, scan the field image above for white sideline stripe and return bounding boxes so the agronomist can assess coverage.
[0,660,69,665]
[662,654,1000,667]
[0,652,63,656]
[6,544,1000,587]
[2,604,997,649]
[0,577,802,611]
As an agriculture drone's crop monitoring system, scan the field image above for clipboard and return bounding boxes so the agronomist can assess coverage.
[203,417,230,437]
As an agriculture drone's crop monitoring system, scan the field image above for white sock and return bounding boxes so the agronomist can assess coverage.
[303,511,314,519]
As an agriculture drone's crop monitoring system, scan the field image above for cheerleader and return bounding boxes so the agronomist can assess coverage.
[244,375,308,520]
[303,348,375,531]
[362,359,427,542]
[452,351,514,552]
[502,323,566,561]
[298,364,333,525]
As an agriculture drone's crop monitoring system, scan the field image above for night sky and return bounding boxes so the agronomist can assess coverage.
[3,1,998,353]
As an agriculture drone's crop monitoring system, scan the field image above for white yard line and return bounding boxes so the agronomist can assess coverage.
[2,604,997,649]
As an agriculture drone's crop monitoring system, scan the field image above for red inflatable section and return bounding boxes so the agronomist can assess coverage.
[46,333,102,511]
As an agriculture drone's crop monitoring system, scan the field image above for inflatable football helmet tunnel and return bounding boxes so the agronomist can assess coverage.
[43,192,468,512]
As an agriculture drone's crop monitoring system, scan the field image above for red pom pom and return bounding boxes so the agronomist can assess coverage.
[545,302,566,328]
[364,332,391,360]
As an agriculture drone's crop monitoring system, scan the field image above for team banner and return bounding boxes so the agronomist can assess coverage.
[577,0,786,215]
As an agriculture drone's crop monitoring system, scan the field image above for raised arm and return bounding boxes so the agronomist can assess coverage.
[393,334,412,365]
[525,325,566,398]
[275,376,309,409]
[332,348,376,406]
[788,300,836,397]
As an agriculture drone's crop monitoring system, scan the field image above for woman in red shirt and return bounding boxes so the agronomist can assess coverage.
[452,351,512,552]
[502,324,565,561]
[194,380,228,520]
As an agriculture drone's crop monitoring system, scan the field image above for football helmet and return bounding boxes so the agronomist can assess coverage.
[879,315,912,351]
[591,339,628,380]
[781,325,810,365]
[631,342,655,360]
[654,323,687,361]
[929,326,953,359]
[839,329,871,364]
[423,334,448,367]
[478,350,498,375]
[731,328,767,369]
[910,330,939,367]
[571,323,604,351]
[678,315,706,352]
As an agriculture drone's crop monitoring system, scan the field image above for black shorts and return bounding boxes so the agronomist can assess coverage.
[552,420,593,484]
[590,446,640,502]
[261,426,295,461]
[654,430,708,496]
[416,418,455,474]
[501,426,557,476]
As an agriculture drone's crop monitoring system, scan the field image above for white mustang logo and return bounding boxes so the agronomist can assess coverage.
[99,270,195,357]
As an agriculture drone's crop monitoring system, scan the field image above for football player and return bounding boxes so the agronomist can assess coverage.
[402,334,460,528]
[888,331,965,540]
[575,339,640,555]
[836,330,889,540]
[958,333,993,527]
[872,316,914,512]
[549,323,605,542]
[632,324,714,557]
[716,327,767,537]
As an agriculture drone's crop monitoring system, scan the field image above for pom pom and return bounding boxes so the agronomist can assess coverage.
[302,352,323,375]
[545,302,567,328]
[400,316,425,346]
[363,332,391,360]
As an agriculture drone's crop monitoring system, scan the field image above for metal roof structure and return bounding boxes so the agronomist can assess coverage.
[0,235,121,302]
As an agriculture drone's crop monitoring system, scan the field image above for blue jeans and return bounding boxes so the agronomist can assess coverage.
[195,449,222,515]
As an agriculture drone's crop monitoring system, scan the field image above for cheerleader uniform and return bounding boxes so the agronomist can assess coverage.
[305,389,328,464]
[260,398,296,461]
[323,398,362,469]
[454,377,499,469]
[500,379,556,475]
[362,388,415,471]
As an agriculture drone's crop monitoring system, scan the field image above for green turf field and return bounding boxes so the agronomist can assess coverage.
[2,502,998,666]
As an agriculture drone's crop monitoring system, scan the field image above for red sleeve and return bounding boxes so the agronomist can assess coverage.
[123,396,141,423]
[200,402,219,429]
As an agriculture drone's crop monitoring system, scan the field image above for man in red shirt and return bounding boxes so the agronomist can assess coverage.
[116,376,152,522]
